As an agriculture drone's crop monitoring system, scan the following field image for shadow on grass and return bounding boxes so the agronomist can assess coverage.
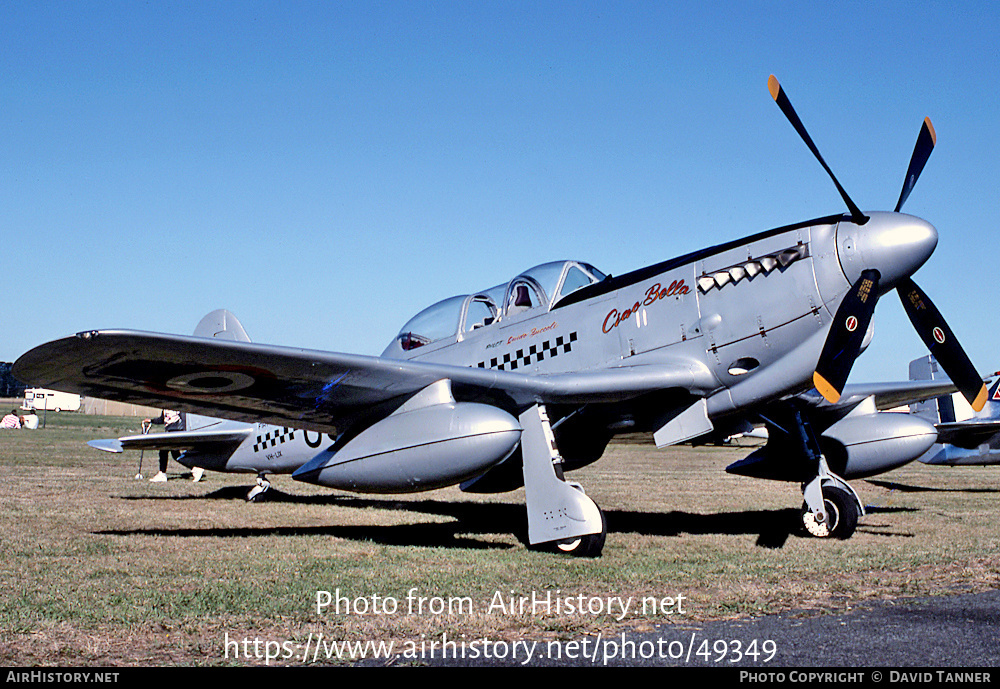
[867,479,1000,495]
[121,485,348,504]
[101,487,895,550]
[98,520,513,551]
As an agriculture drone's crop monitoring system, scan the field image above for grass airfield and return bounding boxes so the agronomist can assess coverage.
[1,410,998,666]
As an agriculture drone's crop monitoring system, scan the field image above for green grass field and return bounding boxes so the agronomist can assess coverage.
[1,411,998,665]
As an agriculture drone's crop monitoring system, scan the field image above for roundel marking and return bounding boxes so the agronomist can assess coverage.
[166,370,256,393]
[932,327,946,344]
[845,315,858,332]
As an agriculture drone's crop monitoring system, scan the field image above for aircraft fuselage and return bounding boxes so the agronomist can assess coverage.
[386,211,937,431]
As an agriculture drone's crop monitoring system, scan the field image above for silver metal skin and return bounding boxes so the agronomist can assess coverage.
[85,309,336,500]
[819,396,938,478]
[293,380,522,493]
[90,420,325,476]
[920,442,1000,466]
[519,405,605,552]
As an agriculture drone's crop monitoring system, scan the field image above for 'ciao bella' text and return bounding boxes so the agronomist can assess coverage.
[602,280,690,334]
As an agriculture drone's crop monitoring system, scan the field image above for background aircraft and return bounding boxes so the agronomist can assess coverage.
[13,77,986,556]
[908,355,1000,466]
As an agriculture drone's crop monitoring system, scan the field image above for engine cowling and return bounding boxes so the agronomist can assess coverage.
[292,380,521,493]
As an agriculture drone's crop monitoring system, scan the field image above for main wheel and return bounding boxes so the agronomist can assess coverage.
[554,506,607,557]
[800,485,858,539]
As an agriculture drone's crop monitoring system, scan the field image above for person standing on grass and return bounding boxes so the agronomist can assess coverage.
[143,410,184,482]
[142,410,206,482]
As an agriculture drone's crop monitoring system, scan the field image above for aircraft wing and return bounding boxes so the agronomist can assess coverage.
[799,379,960,411]
[88,428,253,454]
[14,330,714,434]
[933,420,1000,449]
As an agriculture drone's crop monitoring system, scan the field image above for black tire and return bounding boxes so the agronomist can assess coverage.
[553,506,607,557]
[800,485,858,539]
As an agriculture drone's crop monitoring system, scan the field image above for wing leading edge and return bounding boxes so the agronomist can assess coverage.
[794,378,963,412]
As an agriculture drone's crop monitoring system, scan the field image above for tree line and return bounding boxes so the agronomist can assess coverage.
[0,363,26,398]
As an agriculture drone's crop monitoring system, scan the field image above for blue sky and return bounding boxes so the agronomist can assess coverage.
[4,1,999,387]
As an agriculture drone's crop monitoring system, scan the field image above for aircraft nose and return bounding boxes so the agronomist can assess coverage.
[837,211,938,292]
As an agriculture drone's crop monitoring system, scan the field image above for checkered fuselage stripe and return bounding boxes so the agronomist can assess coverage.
[253,427,295,452]
[476,332,578,371]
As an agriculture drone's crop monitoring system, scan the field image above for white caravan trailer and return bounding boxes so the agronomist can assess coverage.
[23,388,81,412]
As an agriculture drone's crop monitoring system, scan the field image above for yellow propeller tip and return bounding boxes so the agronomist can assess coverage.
[971,384,988,413]
[924,117,937,146]
[813,372,842,404]
[768,75,781,101]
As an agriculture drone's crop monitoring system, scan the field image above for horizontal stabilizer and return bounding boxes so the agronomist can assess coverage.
[88,439,124,453]
[88,428,252,453]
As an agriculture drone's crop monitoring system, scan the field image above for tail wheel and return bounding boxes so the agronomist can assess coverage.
[800,485,858,539]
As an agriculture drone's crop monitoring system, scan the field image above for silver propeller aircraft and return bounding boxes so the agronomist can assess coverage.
[88,313,965,507]
[13,76,987,556]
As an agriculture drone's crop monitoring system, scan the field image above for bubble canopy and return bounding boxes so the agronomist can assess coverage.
[390,261,607,353]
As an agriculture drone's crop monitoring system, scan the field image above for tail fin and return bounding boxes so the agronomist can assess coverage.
[908,355,998,422]
[193,309,251,343]
[186,310,253,432]
[986,376,1000,414]
[908,355,957,423]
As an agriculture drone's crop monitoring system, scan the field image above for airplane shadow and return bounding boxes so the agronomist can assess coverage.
[97,521,511,551]
[120,485,346,504]
[104,486,916,550]
[866,479,1000,495]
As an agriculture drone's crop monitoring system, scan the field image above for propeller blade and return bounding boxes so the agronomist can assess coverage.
[813,270,881,403]
[897,277,987,411]
[768,75,869,226]
[894,117,937,212]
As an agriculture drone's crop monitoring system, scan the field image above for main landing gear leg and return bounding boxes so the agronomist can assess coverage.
[520,404,606,557]
[793,411,863,539]
[247,474,272,502]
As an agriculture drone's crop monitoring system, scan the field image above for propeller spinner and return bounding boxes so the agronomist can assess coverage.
[768,76,986,411]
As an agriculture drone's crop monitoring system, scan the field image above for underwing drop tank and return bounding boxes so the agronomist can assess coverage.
[818,404,938,479]
[727,397,938,481]
[293,379,522,493]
